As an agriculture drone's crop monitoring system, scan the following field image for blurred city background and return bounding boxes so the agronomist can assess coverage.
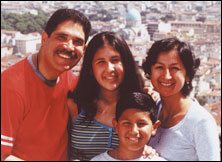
[1,1,221,138]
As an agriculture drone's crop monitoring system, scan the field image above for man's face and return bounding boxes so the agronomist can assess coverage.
[40,20,86,79]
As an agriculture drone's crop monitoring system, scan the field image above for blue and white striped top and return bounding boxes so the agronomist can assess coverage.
[70,110,119,161]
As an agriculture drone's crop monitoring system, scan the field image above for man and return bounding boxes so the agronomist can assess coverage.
[1,9,91,161]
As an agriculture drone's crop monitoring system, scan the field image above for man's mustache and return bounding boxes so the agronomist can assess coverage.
[55,49,78,59]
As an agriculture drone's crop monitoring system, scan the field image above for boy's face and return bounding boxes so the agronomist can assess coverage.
[113,108,160,153]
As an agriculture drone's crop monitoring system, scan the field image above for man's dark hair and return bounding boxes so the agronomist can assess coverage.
[45,8,91,43]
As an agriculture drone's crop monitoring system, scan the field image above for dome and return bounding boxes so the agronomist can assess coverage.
[126,8,141,22]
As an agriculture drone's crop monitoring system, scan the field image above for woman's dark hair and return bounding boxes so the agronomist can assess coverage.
[116,92,158,124]
[45,8,91,43]
[142,37,200,96]
[69,31,144,121]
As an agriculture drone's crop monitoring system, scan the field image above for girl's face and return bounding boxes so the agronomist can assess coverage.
[92,45,124,92]
[151,49,188,98]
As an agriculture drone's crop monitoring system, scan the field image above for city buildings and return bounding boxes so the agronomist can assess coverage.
[1,1,221,131]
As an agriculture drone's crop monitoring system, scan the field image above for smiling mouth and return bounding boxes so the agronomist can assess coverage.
[58,53,71,59]
[105,76,117,80]
[127,137,140,143]
[55,49,78,60]
[160,82,174,87]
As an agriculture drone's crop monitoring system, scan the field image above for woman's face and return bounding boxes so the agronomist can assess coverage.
[92,45,124,92]
[151,49,188,98]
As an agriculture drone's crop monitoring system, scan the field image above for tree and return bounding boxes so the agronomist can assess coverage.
[1,10,49,34]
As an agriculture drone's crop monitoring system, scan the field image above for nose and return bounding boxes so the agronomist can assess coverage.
[107,62,115,72]
[164,69,172,80]
[130,124,139,135]
[65,40,75,51]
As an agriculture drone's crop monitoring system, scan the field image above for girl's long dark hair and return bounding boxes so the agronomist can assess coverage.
[68,31,144,121]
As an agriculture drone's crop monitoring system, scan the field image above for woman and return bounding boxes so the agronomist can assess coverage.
[142,37,220,161]
[68,31,144,160]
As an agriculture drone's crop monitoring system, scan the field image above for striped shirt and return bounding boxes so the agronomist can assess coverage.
[71,110,119,161]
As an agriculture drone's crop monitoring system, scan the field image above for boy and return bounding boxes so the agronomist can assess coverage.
[91,92,166,161]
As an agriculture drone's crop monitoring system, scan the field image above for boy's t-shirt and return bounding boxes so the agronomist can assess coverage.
[90,151,167,161]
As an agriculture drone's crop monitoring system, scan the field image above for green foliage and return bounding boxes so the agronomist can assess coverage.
[1,10,49,34]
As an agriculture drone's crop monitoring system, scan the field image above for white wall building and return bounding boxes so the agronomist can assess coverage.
[15,34,41,54]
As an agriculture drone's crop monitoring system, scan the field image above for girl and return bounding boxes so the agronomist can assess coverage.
[68,31,144,160]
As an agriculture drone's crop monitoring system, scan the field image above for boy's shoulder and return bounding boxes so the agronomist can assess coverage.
[143,155,167,161]
[90,151,167,161]
[90,151,116,161]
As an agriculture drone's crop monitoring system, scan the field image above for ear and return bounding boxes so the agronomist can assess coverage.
[151,120,161,136]
[112,118,119,134]
[185,76,190,82]
[83,44,87,52]
[41,31,49,46]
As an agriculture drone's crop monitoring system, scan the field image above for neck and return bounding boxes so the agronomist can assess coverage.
[34,52,60,80]
[160,94,191,128]
[99,89,119,104]
[94,89,119,127]
[161,93,190,113]
[111,146,143,160]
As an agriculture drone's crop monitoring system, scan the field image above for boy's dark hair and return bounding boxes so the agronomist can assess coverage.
[142,37,200,96]
[45,8,91,43]
[116,92,158,123]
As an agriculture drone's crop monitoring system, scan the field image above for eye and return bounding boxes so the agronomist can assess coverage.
[171,67,180,70]
[137,123,147,127]
[73,39,84,46]
[96,60,105,64]
[122,121,131,126]
[155,66,163,69]
[111,58,121,63]
[57,35,67,41]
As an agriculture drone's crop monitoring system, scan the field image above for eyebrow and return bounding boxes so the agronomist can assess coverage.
[111,55,121,59]
[94,55,120,61]
[94,58,104,61]
[120,118,148,122]
[55,33,68,37]
[138,119,149,122]
[156,62,180,66]
[55,32,84,41]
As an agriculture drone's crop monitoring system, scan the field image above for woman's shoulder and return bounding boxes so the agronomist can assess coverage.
[181,98,217,131]
[188,98,214,121]
[90,151,116,161]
